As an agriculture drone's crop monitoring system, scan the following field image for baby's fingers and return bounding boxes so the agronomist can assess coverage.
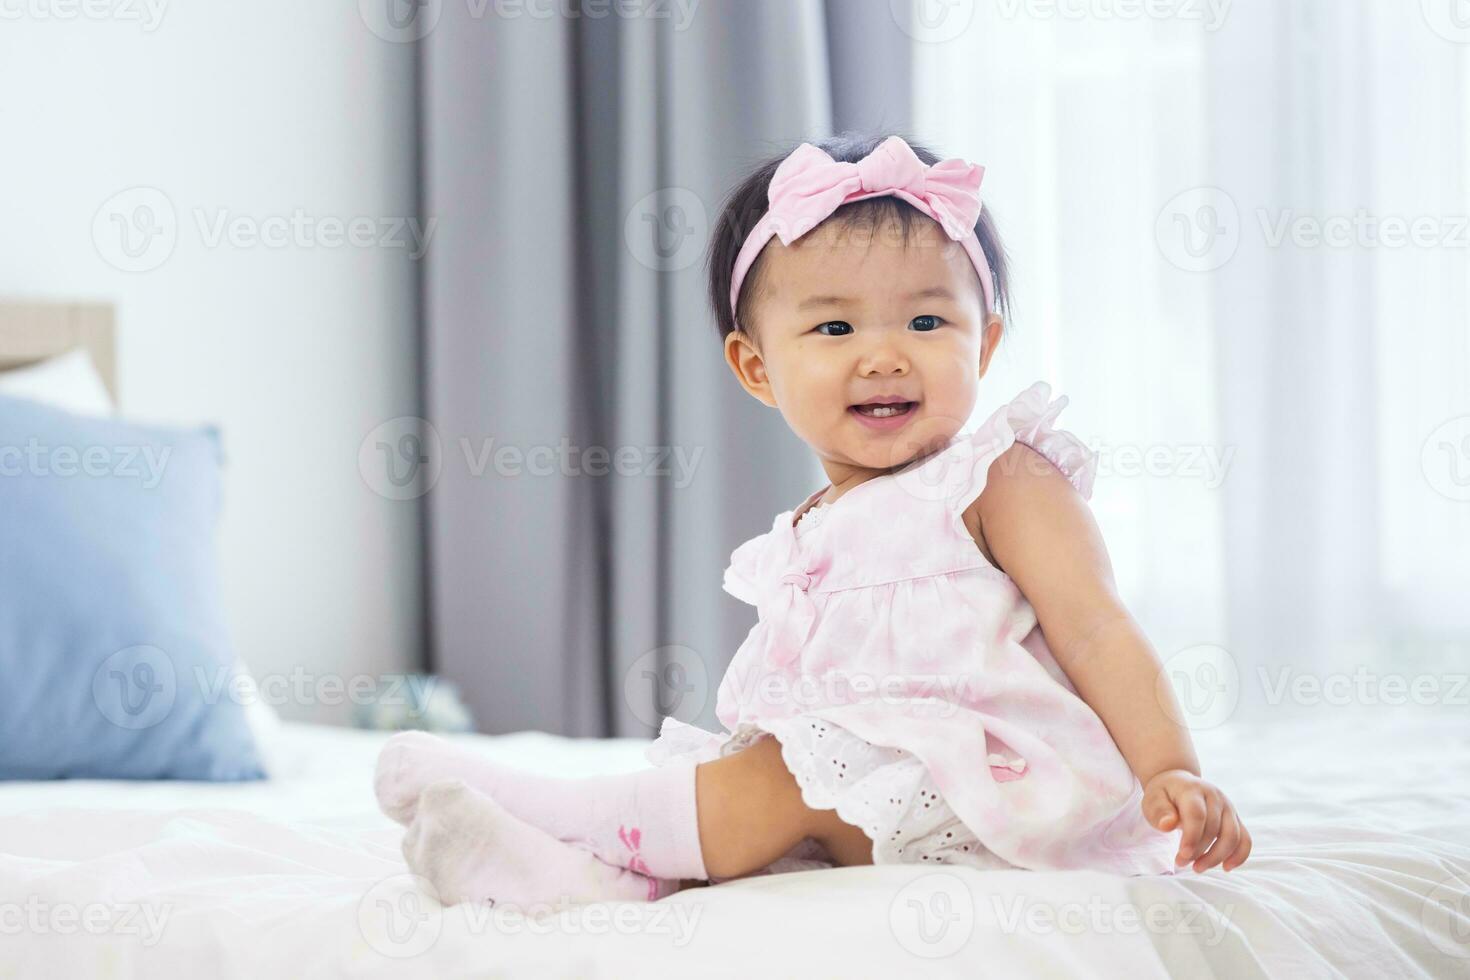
[1173,791,1209,867]
[1192,808,1240,873]
[1222,822,1253,871]
[1142,788,1179,832]
[1190,799,1223,865]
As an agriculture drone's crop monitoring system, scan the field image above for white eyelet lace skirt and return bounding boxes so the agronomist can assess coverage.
[647,716,1018,877]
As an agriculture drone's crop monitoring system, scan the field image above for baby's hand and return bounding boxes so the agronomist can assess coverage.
[1142,769,1252,873]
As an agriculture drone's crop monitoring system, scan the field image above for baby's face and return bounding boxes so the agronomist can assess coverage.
[726,215,1002,478]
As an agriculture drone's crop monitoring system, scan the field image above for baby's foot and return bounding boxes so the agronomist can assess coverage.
[400,780,675,907]
[374,730,482,824]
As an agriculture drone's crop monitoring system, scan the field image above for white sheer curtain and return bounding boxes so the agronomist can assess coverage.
[915,1,1470,722]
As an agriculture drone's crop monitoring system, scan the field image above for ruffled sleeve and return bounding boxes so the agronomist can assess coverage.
[898,381,1099,539]
[1005,381,1098,501]
[721,532,766,605]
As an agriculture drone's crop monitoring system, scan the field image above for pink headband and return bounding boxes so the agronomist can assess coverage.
[728,135,995,332]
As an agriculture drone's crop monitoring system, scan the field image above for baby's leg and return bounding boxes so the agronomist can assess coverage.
[402,780,674,906]
[695,734,874,877]
[376,730,873,881]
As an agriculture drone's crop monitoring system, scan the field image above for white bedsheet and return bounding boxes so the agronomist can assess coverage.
[1,712,1467,978]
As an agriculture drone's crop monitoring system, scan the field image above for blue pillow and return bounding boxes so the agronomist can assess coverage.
[0,393,264,780]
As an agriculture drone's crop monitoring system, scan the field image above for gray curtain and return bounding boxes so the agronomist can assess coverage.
[422,0,916,737]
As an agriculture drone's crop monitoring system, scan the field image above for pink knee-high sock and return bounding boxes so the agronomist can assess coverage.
[376,731,709,881]
[401,780,679,907]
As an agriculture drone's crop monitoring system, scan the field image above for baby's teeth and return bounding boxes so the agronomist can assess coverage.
[863,404,904,417]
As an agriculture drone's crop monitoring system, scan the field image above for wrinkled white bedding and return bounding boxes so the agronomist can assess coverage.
[1,712,1467,978]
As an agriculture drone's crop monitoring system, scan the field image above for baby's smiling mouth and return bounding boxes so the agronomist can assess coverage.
[852,402,915,418]
[849,396,920,419]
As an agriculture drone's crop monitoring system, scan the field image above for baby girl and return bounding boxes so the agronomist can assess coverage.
[374,132,1253,906]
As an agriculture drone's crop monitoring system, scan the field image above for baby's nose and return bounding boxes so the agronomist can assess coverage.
[859,347,909,375]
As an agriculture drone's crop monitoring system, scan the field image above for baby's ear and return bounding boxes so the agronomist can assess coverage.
[979,314,1004,379]
[724,330,778,407]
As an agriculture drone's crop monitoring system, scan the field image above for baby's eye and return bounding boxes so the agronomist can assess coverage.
[815,321,854,337]
[910,315,943,332]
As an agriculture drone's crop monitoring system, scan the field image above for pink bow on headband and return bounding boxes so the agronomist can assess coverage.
[728,135,995,329]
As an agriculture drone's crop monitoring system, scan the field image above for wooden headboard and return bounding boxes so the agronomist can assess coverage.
[0,302,117,399]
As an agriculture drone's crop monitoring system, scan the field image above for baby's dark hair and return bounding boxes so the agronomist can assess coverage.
[705,131,1011,343]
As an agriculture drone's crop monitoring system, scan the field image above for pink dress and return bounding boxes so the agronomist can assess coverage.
[646,382,1180,876]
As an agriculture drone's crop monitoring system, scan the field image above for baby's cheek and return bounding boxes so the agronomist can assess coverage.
[931,370,979,418]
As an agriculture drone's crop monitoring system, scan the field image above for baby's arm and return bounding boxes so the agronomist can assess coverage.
[968,442,1252,873]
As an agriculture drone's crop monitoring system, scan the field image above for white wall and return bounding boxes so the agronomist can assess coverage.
[0,3,423,723]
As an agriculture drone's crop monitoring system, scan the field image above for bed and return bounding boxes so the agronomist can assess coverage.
[1,304,1468,978]
[0,713,1466,978]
